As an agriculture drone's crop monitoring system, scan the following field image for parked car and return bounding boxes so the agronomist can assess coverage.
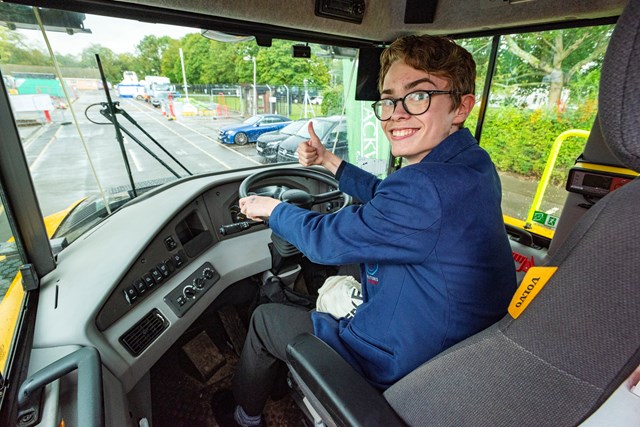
[256,119,308,163]
[217,114,292,145]
[276,116,349,163]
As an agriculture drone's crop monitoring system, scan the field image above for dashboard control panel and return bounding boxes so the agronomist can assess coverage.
[96,199,217,332]
[123,250,187,305]
[164,262,220,317]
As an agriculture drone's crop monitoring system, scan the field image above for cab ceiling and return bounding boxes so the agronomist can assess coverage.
[5,0,627,45]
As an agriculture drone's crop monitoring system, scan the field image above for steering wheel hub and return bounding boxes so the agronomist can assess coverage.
[281,189,314,206]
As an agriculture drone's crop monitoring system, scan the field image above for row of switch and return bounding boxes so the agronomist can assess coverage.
[124,250,187,305]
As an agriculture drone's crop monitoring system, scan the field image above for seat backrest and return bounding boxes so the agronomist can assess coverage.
[383,1,640,425]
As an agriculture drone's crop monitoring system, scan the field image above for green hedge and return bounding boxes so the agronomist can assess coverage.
[478,101,597,185]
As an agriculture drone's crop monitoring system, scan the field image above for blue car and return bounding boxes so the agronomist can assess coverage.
[217,114,292,145]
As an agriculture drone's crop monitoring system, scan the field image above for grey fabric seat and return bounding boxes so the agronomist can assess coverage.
[286,0,640,425]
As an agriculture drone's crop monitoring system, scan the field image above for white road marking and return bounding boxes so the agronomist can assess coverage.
[29,125,62,170]
[128,148,144,171]
[121,99,261,168]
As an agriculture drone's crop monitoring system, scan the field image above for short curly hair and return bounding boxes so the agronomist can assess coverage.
[378,35,476,111]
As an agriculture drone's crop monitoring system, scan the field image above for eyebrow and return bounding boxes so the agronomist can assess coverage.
[381,77,437,95]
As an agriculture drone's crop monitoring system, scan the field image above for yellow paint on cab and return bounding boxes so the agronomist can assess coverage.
[0,199,85,374]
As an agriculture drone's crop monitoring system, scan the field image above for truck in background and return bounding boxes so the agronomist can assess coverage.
[143,76,176,107]
[116,71,145,99]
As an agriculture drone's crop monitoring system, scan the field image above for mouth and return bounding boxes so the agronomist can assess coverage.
[390,128,418,138]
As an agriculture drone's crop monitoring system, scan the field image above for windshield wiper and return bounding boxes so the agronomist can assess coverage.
[94,55,194,201]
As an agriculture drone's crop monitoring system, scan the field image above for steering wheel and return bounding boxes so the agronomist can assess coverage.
[239,167,351,211]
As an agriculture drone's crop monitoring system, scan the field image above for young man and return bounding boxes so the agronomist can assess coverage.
[213,35,517,427]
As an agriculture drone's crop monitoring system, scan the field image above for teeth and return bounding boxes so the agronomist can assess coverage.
[392,128,416,137]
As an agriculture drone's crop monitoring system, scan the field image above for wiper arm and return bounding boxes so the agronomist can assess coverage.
[96,54,138,198]
[99,104,190,178]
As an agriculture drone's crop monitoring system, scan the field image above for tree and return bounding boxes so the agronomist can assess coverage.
[499,26,613,108]
[256,40,330,86]
[160,38,182,83]
[203,40,246,84]
[134,35,172,76]
[0,27,51,66]
[80,44,121,83]
[458,36,492,97]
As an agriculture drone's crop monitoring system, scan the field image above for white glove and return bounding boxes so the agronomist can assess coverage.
[316,275,363,319]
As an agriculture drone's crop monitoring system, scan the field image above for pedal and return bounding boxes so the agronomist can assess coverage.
[180,330,226,382]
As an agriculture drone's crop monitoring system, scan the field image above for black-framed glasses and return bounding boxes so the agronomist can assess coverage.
[371,90,455,121]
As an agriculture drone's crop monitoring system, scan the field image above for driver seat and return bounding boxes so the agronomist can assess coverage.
[285,0,640,425]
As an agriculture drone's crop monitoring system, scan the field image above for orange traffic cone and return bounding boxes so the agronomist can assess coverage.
[168,94,176,121]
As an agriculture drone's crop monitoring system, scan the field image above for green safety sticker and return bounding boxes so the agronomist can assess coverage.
[532,211,559,228]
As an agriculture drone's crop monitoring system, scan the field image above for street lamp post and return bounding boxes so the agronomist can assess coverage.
[243,55,257,116]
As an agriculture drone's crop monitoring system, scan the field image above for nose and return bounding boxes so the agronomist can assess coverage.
[390,99,411,119]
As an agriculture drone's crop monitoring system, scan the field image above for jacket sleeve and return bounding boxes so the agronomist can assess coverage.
[337,163,382,203]
[269,166,442,265]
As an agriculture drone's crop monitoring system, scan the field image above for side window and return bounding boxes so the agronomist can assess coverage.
[472,25,614,236]
[457,36,493,133]
[0,198,26,377]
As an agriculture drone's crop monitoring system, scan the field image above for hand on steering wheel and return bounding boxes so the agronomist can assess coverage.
[238,168,351,221]
[239,194,281,221]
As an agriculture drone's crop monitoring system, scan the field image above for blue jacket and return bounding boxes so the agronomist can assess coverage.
[269,128,516,389]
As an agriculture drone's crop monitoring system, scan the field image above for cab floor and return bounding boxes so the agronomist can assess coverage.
[150,304,306,427]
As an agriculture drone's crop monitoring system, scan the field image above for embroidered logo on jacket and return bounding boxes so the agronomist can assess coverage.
[366,263,379,285]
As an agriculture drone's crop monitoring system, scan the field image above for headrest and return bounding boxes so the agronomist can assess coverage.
[598,0,640,172]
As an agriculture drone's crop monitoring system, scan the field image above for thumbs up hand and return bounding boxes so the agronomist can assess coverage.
[297,121,327,167]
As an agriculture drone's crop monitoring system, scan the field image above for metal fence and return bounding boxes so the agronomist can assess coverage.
[179,83,323,118]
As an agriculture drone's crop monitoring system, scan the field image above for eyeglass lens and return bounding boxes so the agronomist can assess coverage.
[374,91,432,121]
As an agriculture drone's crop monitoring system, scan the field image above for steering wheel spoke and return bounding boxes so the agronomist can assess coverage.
[312,189,344,205]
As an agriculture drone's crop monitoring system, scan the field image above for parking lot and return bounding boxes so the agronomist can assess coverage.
[18,90,262,217]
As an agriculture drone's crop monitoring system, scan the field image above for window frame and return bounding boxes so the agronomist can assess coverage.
[0,68,54,426]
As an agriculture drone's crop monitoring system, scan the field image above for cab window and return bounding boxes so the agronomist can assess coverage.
[465,25,614,237]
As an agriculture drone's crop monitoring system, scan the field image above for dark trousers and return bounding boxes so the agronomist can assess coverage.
[232,303,314,416]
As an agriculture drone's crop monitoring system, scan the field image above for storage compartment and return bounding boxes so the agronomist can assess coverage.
[175,210,213,257]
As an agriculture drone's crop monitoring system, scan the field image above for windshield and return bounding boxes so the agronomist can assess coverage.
[0,6,391,248]
[0,4,612,250]
[281,120,308,135]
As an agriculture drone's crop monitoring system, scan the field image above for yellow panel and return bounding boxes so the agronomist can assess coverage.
[0,273,24,374]
[504,214,555,240]
[574,162,639,177]
[0,198,84,374]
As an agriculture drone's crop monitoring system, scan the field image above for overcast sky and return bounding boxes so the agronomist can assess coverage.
[18,14,196,56]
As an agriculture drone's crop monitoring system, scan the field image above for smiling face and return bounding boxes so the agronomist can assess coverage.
[380,61,475,165]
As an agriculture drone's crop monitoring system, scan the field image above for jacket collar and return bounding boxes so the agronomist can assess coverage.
[420,128,477,164]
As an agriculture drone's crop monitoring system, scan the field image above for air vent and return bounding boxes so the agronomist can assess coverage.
[119,309,169,356]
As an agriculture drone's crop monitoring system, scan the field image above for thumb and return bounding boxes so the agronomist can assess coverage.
[307,121,321,146]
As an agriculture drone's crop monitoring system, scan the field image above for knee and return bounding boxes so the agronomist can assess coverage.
[247,304,275,344]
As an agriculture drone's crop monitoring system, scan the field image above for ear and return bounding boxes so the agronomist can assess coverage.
[452,94,475,127]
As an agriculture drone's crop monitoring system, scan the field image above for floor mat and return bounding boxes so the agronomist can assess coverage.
[150,306,306,426]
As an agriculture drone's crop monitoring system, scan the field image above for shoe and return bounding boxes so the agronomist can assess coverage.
[211,389,240,427]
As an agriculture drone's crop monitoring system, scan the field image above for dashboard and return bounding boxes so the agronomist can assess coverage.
[29,167,334,393]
